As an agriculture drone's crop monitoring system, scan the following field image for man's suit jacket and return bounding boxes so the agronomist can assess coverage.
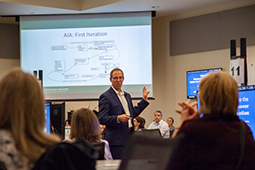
[98,87,149,146]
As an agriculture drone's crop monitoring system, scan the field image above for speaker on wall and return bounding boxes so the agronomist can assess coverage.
[240,38,246,57]
[230,40,236,57]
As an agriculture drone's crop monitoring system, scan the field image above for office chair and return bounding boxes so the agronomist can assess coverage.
[119,133,185,170]
[92,142,105,160]
[142,128,162,138]
[33,140,98,170]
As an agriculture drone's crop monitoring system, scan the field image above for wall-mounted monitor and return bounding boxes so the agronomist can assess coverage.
[197,85,255,139]
[238,85,255,139]
[186,68,222,99]
[20,12,153,101]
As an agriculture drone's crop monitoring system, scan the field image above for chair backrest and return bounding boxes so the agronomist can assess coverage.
[142,128,162,138]
[170,130,174,138]
[32,140,98,170]
[92,142,105,160]
[119,133,185,170]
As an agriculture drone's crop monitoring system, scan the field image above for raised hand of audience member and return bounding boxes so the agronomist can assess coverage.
[172,99,199,138]
[175,99,199,125]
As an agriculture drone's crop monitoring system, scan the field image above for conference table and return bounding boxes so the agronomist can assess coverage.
[96,160,121,170]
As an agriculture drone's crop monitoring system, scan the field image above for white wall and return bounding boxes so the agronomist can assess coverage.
[152,15,255,127]
[0,58,20,79]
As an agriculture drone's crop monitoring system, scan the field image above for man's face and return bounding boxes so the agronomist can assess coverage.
[110,70,124,92]
[154,112,162,123]
[167,118,173,127]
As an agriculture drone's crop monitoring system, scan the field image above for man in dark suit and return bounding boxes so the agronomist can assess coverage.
[98,68,150,159]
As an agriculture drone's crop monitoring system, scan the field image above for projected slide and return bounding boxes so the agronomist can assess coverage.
[238,86,255,139]
[20,13,153,100]
[21,26,151,87]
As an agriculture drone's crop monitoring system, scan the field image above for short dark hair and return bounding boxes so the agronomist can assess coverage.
[110,68,124,78]
[154,110,162,116]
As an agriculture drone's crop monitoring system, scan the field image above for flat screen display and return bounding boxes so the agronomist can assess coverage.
[44,102,51,134]
[20,12,153,100]
[238,85,255,139]
[186,68,222,98]
[197,85,255,139]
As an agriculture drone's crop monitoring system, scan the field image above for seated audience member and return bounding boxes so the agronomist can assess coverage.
[170,72,255,170]
[65,120,71,127]
[134,116,143,131]
[167,117,175,138]
[64,108,113,160]
[0,68,61,169]
[147,110,170,138]
[140,116,146,129]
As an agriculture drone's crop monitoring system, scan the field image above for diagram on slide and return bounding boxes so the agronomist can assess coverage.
[47,40,120,82]
[21,25,152,87]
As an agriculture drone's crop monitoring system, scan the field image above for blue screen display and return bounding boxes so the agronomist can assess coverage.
[197,85,255,139]
[238,85,255,139]
[186,68,222,98]
[44,102,51,134]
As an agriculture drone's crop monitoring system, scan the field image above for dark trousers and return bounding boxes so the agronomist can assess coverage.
[110,145,125,159]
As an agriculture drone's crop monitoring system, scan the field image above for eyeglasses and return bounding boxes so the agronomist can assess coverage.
[112,77,124,81]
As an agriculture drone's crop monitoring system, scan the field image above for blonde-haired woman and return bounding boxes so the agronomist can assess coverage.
[170,71,255,169]
[65,108,113,160]
[0,68,61,169]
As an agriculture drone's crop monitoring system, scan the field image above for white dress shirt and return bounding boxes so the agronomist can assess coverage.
[112,86,132,127]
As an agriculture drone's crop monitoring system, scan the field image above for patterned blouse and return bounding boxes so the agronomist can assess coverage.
[0,129,34,170]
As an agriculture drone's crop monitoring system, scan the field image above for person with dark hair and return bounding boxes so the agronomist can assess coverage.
[167,117,175,138]
[0,68,61,169]
[98,68,150,159]
[147,110,169,138]
[134,116,145,131]
[139,117,146,129]
[65,120,71,127]
[170,71,255,170]
[64,108,113,160]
